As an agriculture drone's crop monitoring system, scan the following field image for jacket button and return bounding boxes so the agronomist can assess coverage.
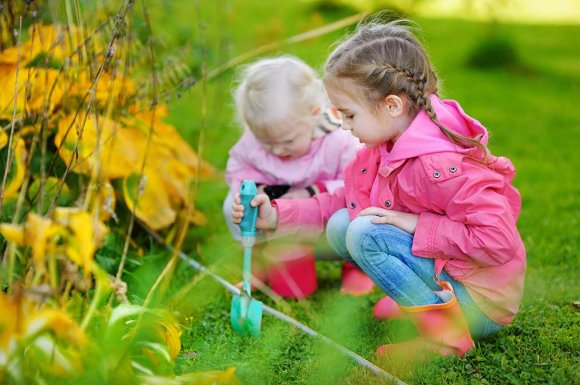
[385,200,392,208]
[349,202,356,209]
[433,171,441,178]
[361,168,367,174]
[449,166,457,173]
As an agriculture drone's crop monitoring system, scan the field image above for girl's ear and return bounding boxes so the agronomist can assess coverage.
[383,95,405,117]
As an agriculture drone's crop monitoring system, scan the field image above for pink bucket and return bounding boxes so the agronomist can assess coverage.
[264,243,317,299]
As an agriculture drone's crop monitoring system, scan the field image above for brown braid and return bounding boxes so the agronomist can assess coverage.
[415,75,489,162]
[324,19,489,162]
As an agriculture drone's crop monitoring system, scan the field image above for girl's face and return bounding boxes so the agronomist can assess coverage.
[326,83,409,147]
[254,120,314,160]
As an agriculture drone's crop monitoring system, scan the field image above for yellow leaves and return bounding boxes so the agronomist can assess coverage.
[0,64,64,119]
[0,292,87,368]
[92,181,117,222]
[0,23,103,66]
[123,171,177,230]
[0,17,226,385]
[0,20,216,232]
[117,108,216,229]
[0,137,27,199]
[55,113,143,179]
[129,108,217,179]
[1,24,68,65]
[69,70,137,107]
[53,207,109,276]
[175,367,242,385]
[0,130,7,149]
[0,208,108,276]
[139,368,242,385]
[23,213,65,272]
[0,223,24,245]
[53,109,216,230]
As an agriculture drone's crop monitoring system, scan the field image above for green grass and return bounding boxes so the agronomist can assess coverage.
[123,2,579,384]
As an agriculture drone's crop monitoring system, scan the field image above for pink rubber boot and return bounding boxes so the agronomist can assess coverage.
[340,262,375,296]
[376,281,474,361]
[373,296,404,320]
[265,243,317,299]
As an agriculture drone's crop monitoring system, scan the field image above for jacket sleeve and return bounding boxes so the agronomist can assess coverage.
[272,187,346,239]
[412,156,522,267]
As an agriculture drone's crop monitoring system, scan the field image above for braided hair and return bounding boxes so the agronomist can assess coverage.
[324,19,488,160]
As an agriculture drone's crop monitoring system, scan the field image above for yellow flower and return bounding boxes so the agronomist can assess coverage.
[53,207,109,276]
[0,209,108,276]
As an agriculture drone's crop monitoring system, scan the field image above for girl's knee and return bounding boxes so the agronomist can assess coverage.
[325,209,351,257]
[345,218,406,261]
[326,209,350,238]
[345,216,380,258]
[345,216,385,247]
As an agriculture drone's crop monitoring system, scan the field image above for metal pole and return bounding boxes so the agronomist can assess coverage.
[177,250,407,385]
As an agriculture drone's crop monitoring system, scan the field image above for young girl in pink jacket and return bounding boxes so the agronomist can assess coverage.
[223,55,374,296]
[231,20,526,359]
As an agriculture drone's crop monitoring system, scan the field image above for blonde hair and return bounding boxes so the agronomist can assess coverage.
[324,19,487,159]
[234,55,326,136]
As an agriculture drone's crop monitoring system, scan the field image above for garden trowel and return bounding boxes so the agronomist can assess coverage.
[230,180,263,336]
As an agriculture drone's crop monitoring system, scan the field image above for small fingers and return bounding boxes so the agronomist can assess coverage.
[251,193,271,207]
[371,216,394,225]
[232,209,244,223]
[359,207,388,217]
[231,197,244,223]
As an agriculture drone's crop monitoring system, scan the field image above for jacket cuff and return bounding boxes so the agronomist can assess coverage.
[315,182,328,193]
[271,199,298,234]
[412,211,442,257]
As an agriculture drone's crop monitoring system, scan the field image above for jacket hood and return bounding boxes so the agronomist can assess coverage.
[383,94,488,163]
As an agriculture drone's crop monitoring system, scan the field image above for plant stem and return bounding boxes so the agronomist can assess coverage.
[0,16,23,216]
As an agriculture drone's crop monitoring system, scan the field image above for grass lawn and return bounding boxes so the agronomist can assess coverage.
[124,1,579,384]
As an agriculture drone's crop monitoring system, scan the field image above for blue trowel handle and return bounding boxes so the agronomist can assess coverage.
[239,180,258,238]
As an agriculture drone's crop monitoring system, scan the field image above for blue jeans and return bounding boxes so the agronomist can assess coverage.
[326,209,502,339]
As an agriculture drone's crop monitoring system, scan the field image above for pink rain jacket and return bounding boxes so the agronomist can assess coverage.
[226,129,360,193]
[273,95,526,326]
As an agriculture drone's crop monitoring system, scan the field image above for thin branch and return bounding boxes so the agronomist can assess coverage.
[47,0,136,215]
[205,12,366,81]
[114,0,159,285]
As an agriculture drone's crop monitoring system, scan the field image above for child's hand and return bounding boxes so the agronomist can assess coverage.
[280,187,311,199]
[358,207,419,234]
[232,193,278,230]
